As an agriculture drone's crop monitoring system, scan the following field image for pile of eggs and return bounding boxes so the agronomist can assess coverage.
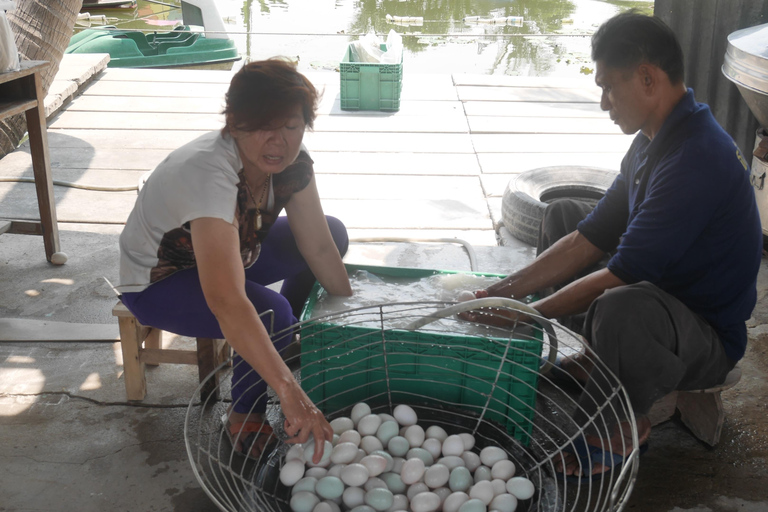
[279,403,535,512]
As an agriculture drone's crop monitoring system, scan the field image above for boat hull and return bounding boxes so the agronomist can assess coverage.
[66,27,241,69]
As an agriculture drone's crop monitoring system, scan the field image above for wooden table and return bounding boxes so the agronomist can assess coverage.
[0,60,64,264]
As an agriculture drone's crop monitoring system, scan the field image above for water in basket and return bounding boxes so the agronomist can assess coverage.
[184,300,640,512]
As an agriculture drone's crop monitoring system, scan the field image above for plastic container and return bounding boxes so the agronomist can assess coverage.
[298,264,543,444]
[340,43,403,112]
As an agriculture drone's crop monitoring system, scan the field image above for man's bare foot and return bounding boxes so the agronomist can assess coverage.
[556,416,651,478]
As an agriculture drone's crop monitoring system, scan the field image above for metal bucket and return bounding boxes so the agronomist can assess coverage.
[723,22,768,128]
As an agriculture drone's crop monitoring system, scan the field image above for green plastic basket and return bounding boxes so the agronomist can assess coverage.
[340,43,403,112]
[298,264,543,444]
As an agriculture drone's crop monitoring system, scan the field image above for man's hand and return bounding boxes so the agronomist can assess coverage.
[457,290,533,328]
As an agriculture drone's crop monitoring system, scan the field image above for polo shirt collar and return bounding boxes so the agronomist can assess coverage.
[644,88,697,158]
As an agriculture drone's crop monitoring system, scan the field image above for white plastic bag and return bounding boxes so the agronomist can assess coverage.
[0,1,19,73]
[381,29,403,64]
[351,31,384,63]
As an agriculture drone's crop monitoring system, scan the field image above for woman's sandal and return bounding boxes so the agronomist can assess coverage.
[222,414,275,461]
[559,437,649,485]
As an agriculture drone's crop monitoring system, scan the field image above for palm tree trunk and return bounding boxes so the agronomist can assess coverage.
[0,0,83,157]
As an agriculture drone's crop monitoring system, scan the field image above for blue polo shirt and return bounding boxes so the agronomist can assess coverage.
[578,89,762,361]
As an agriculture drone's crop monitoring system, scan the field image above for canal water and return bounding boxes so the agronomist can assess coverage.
[77,0,653,77]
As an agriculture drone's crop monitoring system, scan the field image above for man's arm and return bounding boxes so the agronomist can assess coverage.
[485,230,607,301]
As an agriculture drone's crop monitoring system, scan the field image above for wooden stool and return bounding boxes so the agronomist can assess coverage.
[112,301,229,401]
[648,366,742,446]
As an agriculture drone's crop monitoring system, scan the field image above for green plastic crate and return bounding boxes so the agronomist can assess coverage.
[340,43,403,112]
[299,264,543,444]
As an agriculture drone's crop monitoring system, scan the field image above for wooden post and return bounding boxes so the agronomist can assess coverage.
[196,338,220,401]
[117,315,147,401]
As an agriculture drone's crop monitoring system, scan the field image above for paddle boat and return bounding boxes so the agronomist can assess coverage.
[67,0,240,69]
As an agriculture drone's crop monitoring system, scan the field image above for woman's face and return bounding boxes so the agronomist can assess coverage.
[231,104,306,176]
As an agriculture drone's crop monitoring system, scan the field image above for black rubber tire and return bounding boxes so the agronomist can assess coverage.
[501,166,619,247]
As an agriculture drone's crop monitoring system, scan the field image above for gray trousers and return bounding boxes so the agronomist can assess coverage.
[539,200,736,421]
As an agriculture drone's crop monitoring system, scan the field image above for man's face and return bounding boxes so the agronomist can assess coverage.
[595,60,651,136]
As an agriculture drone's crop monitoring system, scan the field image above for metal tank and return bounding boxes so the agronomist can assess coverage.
[723,22,768,236]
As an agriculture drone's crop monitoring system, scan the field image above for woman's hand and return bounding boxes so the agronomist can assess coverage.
[278,380,334,463]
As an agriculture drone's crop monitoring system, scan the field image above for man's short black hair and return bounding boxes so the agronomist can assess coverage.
[592,10,685,85]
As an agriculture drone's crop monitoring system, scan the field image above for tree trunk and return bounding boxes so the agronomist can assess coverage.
[0,0,83,157]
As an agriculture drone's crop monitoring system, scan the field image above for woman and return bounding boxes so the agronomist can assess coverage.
[116,59,352,462]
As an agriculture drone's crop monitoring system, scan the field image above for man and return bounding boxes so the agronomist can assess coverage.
[467,11,762,480]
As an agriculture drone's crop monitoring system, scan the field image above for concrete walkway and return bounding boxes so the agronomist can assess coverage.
[0,55,766,512]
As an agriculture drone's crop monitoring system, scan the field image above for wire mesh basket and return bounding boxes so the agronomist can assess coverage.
[185,299,640,512]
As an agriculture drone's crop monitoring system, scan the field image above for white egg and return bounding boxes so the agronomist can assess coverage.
[358,414,383,436]
[425,425,449,442]
[393,404,418,426]
[280,459,306,486]
[327,464,346,478]
[461,451,481,473]
[442,435,465,457]
[316,476,345,500]
[286,444,305,462]
[365,477,388,491]
[314,501,342,512]
[387,436,410,457]
[380,472,407,494]
[306,467,329,479]
[473,466,491,483]
[370,450,395,472]
[399,426,408,437]
[339,429,362,447]
[292,477,318,495]
[379,413,397,423]
[304,440,334,466]
[469,481,494,506]
[354,449,367,463]
[332,434,340,447]
[406,447,434,466]
[331,442,360,465]
[437,456,466,470]
[400,457,426,485]
[330,417,355,435]
[443,492,470,512]
[351,403,372,425]
[388,494,409,512]
[457,290,476,302]
[341,463,370,487]
[491,460,515,481]
[406,482,430,501]
[291,491,320,512]
[458,433,475,451]
[424,464,450,489]
[479,446,507,467]
[457,498,486,512]
[411,491,441,512]
[343,486,366,509]
[376,421,400,446]
[361,436,384,454]
[489,493,518,512]
[365,488,395,512]
[491,479,506,496]
[361,455,388,477]
[391,457,406,473]
[448,466,472,492]
[505,477,535,500]
[422,438,443,459]
[404,425,426,448]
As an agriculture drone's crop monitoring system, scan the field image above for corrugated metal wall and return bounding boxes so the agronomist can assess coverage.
[655,0,768,156]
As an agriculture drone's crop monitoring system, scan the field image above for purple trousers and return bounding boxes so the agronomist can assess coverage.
[121,216,348,413]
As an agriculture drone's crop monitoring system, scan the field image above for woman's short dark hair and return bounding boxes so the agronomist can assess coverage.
[223,58,318,134]
[591,10,685,85]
